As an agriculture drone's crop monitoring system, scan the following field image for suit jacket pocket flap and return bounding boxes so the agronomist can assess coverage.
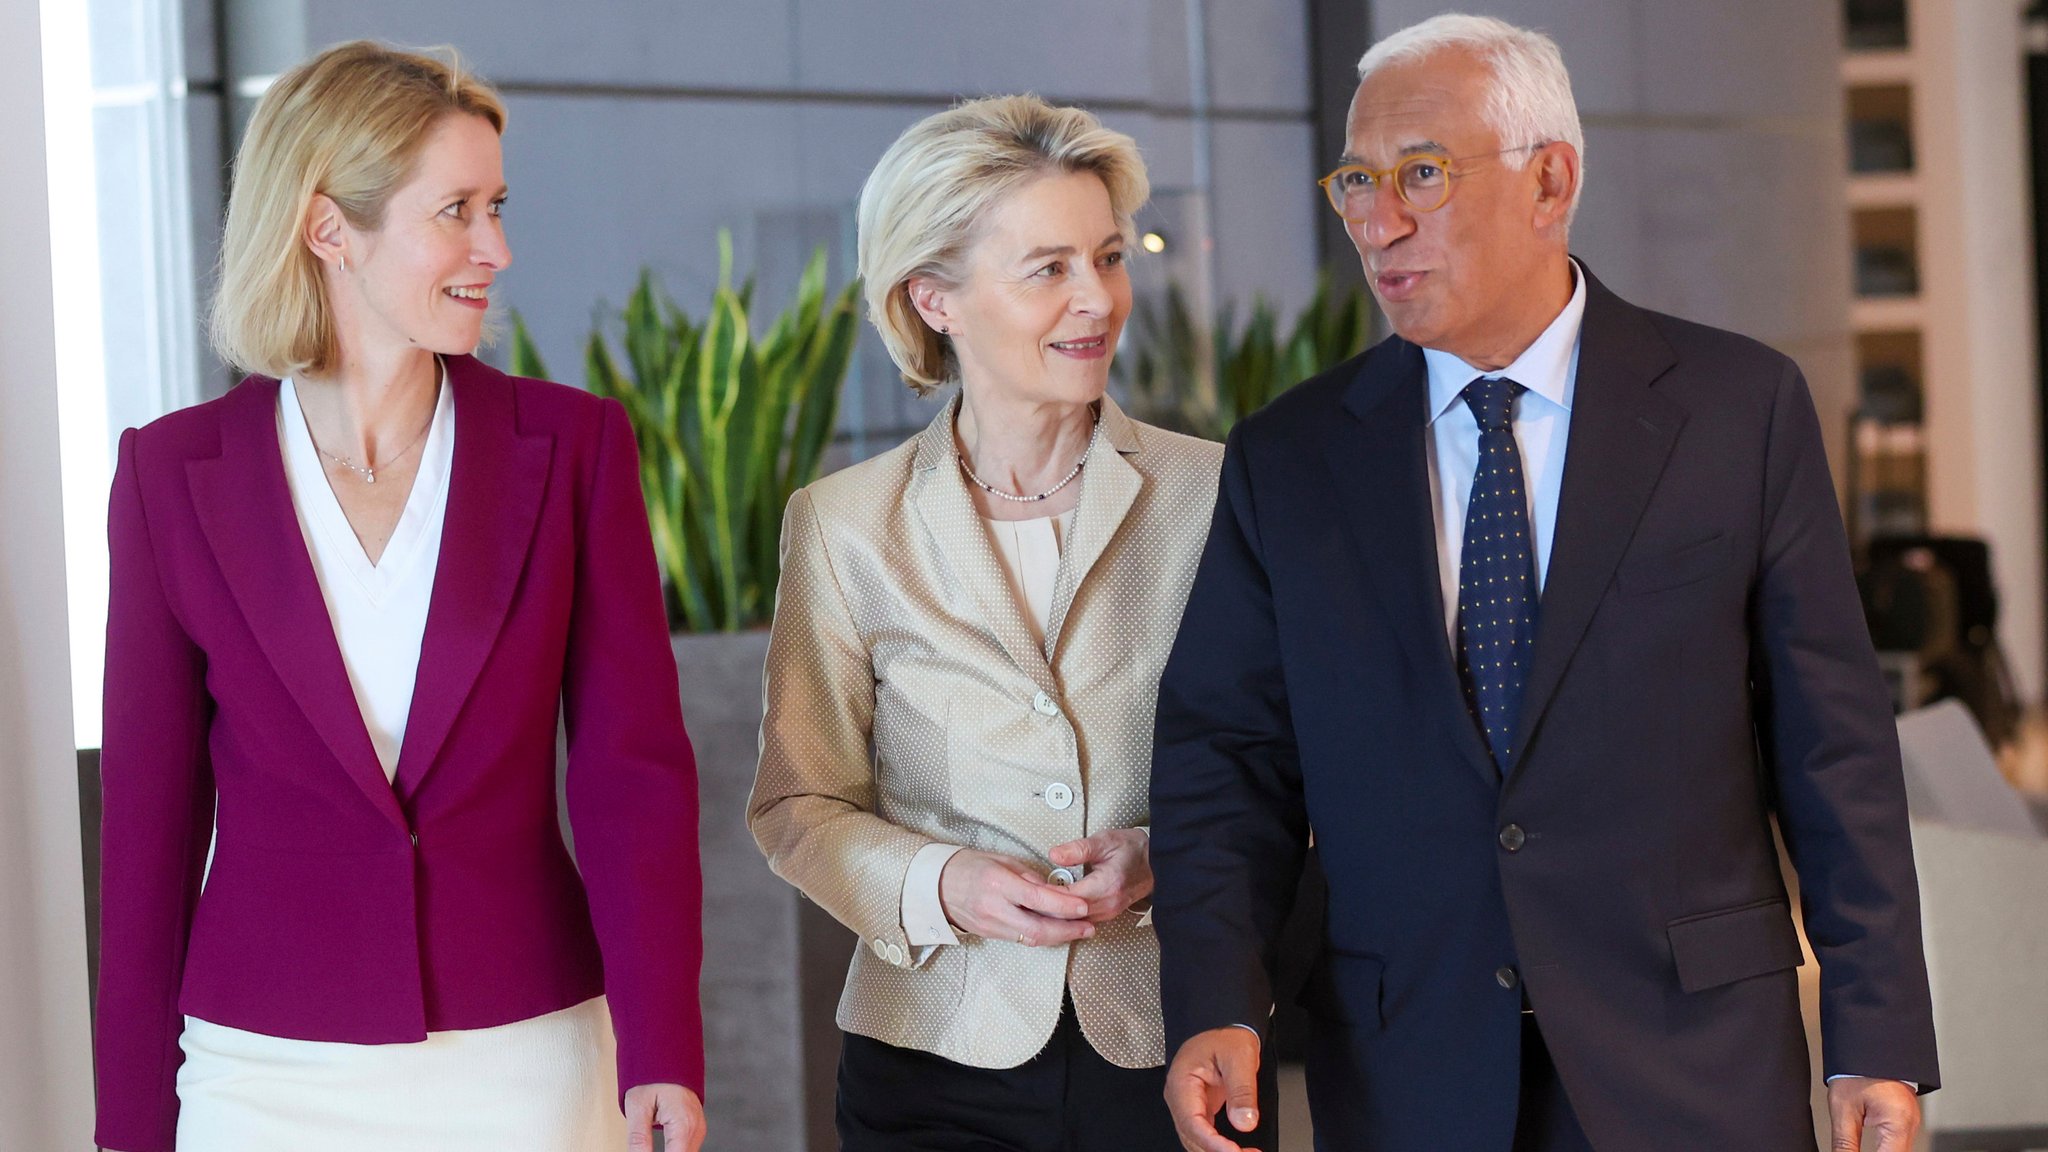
[1621,532,1729,595]
[1666,899,1803,993]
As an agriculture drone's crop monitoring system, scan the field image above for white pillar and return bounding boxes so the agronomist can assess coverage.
[1914,0,2046,702]
[0,1,96,1147]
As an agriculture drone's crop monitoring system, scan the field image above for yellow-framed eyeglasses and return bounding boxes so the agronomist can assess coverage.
[1318,144,1545,220]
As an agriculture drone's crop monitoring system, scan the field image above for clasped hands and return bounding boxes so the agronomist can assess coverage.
[937,828,1152,946]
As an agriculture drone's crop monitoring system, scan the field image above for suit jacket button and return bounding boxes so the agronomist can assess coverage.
[1498,824,1526,852]
[1043,782,1075,810]
[1032,690,1061,718]
[1495,966,1519,990]
[871,938,889,959]
[887,943,905,965]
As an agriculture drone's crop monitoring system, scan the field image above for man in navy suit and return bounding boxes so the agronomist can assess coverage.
[1150,14,1939,1152]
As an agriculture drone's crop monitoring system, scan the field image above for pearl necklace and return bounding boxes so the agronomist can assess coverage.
[956,410,1102,503]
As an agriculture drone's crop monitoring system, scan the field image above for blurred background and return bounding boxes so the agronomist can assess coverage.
[5,1,2047,1149]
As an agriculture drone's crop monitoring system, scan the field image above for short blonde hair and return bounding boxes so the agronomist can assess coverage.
[209,41,506,379]
[856,94,1149,395]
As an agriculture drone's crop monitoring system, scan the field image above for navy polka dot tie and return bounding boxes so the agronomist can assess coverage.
[1456,377,1537,771]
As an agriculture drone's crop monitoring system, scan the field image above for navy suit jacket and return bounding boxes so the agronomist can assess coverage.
[1151,270,1939,1150]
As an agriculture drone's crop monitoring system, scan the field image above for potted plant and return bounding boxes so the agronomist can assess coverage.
[511,232,861,1151]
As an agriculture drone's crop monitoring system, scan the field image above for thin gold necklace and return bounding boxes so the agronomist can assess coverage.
[311,413,433,485]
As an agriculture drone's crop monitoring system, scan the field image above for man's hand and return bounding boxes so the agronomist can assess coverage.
[1050,829,1153,922]
[938,849,1095,946]
[625,1082,705,1152]
[1827,1077,1920,1152]
[1164,1027,1264,1152]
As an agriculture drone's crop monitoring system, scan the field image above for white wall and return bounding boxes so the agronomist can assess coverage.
[0,0,98,1146]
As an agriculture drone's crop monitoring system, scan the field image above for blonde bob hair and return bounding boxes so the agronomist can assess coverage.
[856,94,1149,395]
[209,41,506,379]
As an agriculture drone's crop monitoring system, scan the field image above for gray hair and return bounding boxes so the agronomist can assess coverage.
[1357,13,1584,225]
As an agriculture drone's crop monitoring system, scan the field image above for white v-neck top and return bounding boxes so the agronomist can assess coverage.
[277,373,456,783]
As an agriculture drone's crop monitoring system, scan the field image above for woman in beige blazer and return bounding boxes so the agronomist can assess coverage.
[749,95,1226,1151]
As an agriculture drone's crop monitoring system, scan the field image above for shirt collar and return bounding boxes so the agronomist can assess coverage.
[1423,258,1586,424]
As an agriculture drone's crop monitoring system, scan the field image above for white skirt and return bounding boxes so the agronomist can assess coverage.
[175,995,627,1152]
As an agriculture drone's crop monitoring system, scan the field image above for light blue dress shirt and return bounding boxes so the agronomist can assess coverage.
[1422,262,1585,642]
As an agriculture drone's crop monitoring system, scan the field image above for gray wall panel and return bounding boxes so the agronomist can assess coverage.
[493,93,804,383]
[1633,124,1850,348]
[306,0,798,89]
[1371,0,1643,117]
[1638,2,1838,123]
[1202,0,1316,112]
[791,0,1153,103]
[1565,123,1649,300]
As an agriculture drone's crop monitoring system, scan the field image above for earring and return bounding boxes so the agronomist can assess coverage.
[938,326,949,335]
[338,256,347,273]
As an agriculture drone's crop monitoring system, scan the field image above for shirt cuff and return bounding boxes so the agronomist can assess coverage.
[1825,1074,1919,1091]
[1131,825,1153,927]
[902,842,965,947]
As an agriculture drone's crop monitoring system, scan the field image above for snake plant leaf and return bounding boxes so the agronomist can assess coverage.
[508,311,548,379]
[553,233,861,631]
[784,275,859,495]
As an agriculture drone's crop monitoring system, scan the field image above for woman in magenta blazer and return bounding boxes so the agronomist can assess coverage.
[92,42,705,1152]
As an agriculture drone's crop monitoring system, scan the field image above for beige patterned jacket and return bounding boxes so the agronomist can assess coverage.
[748,394,1222,1070]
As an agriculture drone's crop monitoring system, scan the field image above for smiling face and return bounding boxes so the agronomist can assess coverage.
[912,169,1131,408]
[321,112,510,363]
[1344,48,1574,366]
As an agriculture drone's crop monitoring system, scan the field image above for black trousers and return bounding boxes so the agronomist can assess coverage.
[1514,1014,1594,1152]
[836,996,1281,1152]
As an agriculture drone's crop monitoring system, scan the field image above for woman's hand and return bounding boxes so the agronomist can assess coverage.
[938,850,1096,946]
[624,1082,705,1152]
[1050,829,1153,922]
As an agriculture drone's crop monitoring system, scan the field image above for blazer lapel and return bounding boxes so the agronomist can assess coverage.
[392,356,553,798]
[1506,274,1685,780]
[188,378,408,833]
[1324,342,1498,787]
[908,395,1059,694]
[1043,398,1143,660]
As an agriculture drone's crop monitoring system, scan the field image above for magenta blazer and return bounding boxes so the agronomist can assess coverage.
[93,355,704,1152]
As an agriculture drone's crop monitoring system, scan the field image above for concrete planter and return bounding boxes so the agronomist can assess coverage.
[672,629,849,1152]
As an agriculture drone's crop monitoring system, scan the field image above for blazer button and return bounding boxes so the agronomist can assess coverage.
[1495,966,1520,990]
[887,943,905,965]
[410,832,419,848]
[1043,782,1075,811]
[1032,690,1061,718]
[1498,824,1526,852]
[871,938,889,960]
